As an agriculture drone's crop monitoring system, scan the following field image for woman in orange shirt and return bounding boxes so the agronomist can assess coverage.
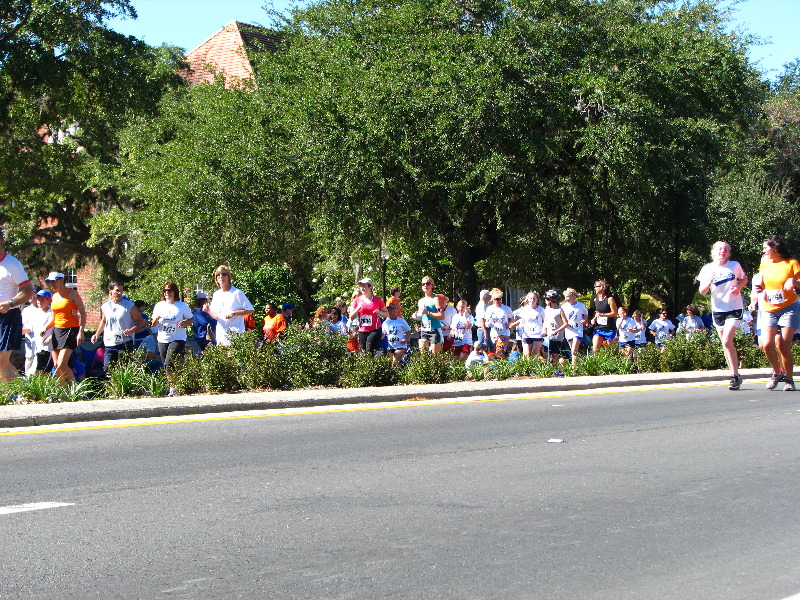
[751,235,800,391]
[44,272,87,384]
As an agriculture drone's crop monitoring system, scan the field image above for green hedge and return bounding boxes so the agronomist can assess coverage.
[0,329,787,404]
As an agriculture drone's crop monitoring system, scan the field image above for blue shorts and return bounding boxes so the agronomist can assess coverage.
[761,303,800,330]
[594,329,617,342]
[0,308,23,353]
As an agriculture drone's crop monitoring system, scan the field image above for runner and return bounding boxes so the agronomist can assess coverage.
[440,294,458,353]
[751,235,800,391]
[509,291,545,359]
[697,240,748,390]
[677,304,706,334]
[615,306,639,357]
[474,289,492,349]
[413,276,445,353]
[44,271,87,385]
[632,309,648,350]
[349,277,388,353]
[589,280,618,355]
[449,300,475,361]
[648,310,676,348]
[543,290,568,363]
[0,229,34,381]
[561,288,589,366]
[479,288,513,357]
[21,290,53,375]
[91,282,147,372]
[381,303,411,367]
[151,281,193,396]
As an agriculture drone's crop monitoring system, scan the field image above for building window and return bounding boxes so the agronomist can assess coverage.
[66,268,78,288]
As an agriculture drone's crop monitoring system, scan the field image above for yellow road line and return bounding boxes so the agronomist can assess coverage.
[0,380,744,437]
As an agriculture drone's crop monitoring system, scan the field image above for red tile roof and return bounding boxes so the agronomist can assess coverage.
[184,20,280,87]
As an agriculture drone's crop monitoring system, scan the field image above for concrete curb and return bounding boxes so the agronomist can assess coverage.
[0,368,770,429]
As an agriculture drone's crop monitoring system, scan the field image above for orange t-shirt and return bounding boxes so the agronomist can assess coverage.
[49,292,81,329]
[759,257,800,312]
[262,313,287,340]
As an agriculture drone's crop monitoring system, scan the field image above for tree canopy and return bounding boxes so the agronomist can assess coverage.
[0,0,185,279]
[85,0,785,310]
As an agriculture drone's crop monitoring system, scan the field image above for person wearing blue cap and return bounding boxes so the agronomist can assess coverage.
[281,302,296,326]
[21,289,54,375]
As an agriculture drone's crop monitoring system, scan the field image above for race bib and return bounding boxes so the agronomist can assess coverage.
[114,333,123,343]
[359,314,374,328]
[765,289,785,305]
[453,329,464,341]
[596,316,608,326]
[162,324,176,334]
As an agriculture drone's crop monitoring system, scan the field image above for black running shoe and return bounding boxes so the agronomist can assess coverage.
[728,375,742,390]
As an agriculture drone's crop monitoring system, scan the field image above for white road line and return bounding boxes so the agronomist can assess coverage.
[779,593,800,600]
[0,502,74,515]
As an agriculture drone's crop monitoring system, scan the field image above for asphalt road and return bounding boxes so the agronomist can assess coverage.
[1,381,799,600]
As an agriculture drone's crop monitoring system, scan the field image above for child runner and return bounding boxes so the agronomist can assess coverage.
[450,300,475,361]
[510,291,546,358]
[616,306,639,357]
[382,303,411,367]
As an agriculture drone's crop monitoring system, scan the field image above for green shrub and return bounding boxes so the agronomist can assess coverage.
[9,373,62,403]
[402,351,454,384]
[339,353,399,388]
[193,343,242,393]
[279,328,348,388]
[139,371,170,397]
[60,379,99,402]
[169,352,206,395]
[229,331,290,390]
[513,357,555,378]
[635,343,662,373]
[0,381,13,404]
[449,358,467,382]
[467,362,488,381]
[489,358,516,381]
[660,332,726,372]
[576,347,635,376]
[735,332,768,369]
[104,362,149,398]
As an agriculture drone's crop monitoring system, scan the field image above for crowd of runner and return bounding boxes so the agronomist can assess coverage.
[2,232,799,394]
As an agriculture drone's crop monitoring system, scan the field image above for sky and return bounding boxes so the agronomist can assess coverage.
[108,0,798,80]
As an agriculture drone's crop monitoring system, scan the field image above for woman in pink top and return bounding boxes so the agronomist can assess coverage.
[349,277,389,353]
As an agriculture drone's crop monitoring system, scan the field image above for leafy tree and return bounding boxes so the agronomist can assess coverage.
[108,0,766,313]
[255,0,764,307]
[0,0,185,279]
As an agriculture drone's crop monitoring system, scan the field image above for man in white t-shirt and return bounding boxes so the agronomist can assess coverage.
[0,230,35,381]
